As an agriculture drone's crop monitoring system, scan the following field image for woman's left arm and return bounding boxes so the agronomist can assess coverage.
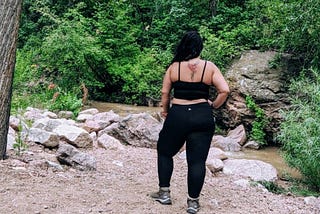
[211,64,230,109]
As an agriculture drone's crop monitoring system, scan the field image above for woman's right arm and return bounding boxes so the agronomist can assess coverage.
[160,66,172,117]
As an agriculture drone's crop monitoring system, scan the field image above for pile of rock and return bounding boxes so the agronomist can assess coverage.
[7,107,277,182]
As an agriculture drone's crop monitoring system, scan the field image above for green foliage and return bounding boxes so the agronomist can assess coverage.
[13,119,29,156]
[200,26,240,70]
[37,3,105,91]
[245,95,268,145]
[210,1,258,49]
[16,0,320,106]
[277,69,320,190]
[46,86,83,116]
[256,181,287,194]
[268,53,283,69]
[120,48,167,104]
[288,181,320,197]
[11,82,82,117]
[255,180,320,196]
[247,0,320,68]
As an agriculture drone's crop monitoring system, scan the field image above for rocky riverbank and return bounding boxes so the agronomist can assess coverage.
[2,107,319,213]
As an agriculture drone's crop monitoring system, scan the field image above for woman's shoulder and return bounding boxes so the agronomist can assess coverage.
[167,62,179,72]
[202,60,219,71]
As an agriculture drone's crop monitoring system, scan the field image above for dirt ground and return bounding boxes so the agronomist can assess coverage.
[0,143,319,214]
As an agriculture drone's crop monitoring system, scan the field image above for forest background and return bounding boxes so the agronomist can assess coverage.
[12,0,320,191]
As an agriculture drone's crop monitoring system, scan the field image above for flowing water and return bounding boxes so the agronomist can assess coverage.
[84,101,300,179]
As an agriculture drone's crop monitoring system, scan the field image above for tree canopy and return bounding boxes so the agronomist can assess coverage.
[15,0,320,106]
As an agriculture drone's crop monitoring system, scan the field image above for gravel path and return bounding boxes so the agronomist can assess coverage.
[0,143,319,214]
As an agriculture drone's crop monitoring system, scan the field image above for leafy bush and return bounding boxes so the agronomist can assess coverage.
[119,48,168,104]
[247,0,320,68]
[37,3,106,91]
[277,69,320,190]
[12,82,82,117]
[200,26,240,71]
[47,91,82,116]
[245,95,268,145]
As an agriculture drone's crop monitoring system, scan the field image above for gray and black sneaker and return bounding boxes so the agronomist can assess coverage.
[187,198,200,214]
[150,189,172,205]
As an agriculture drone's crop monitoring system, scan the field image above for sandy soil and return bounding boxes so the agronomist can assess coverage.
[0,143,319,214]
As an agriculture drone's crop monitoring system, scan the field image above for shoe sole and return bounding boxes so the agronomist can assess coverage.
[187,207,199,214]
[154,198,172,205]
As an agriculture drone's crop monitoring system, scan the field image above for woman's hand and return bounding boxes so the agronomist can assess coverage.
[160,111,168,118]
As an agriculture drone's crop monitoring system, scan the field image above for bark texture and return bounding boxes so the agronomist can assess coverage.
[0,0,23,159]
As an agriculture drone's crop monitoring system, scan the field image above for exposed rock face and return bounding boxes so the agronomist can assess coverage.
[213,50,300,142]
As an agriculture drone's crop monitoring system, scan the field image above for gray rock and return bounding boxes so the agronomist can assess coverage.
[79,108,99,115]
[82,111,120,133]
[223,159,278,181]
[212,135,241,152]
[57,143,96,170]
[243,140,260,150]
[97,133,125,150]
[100,113,162,149]
[207,147,228,160]
[27,128,59,148]
[32,117,73,132]
[53,124,93,148]
[227,125,247,146]
[7,127,16,150]
[206,158,224,173]
[214,50,298,142]
[57,111,74,119]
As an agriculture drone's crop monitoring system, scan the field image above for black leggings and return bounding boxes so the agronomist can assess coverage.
[157,102,215,198]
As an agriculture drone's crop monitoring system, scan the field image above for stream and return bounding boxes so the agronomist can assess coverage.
[84,101,300,179]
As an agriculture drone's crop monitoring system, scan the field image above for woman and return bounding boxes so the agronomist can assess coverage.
[150,31,230,214]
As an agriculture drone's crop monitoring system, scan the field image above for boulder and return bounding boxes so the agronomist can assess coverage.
[57,111,74,119]
[56,143,96,171]
[79,108,99,115]
[32,117,75,132]
[223,159,278,181]
[207,147,228,160]
[211,135,241,152]
[82,110,120,133]
[99,113,162,148]
[53,124,93,148]
[23,107,46,121]
[213,50,300,142]
[227,124,247,145]
[7,127,16,150]
[243,140,260,150]
[97,133,125,150]
[76,114,93,122]
[206,158,224,173]
[27,128,59,148]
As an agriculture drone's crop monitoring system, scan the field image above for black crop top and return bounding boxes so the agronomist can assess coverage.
[172,61,210,100]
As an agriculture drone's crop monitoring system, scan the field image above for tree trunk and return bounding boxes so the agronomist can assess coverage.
[0,0,23,159]
[209,0,219,17]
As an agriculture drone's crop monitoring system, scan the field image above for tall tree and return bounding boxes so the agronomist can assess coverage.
[0,0,23,159]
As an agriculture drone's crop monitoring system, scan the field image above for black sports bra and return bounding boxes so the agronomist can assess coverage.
[172,61,210,100]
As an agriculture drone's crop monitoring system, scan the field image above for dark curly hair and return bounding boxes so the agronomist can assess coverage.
[171,31,203,63]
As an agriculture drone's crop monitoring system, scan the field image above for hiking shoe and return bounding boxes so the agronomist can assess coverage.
[187,198,200,214]
[150,189,172,205]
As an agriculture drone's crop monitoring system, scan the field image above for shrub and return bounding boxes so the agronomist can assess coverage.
[200,26,240,71]
[245,95,268,145]
[277,69,320,190]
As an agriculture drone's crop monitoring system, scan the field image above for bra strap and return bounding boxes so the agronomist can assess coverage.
[178,62,181,81]
[200,61,207,82]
